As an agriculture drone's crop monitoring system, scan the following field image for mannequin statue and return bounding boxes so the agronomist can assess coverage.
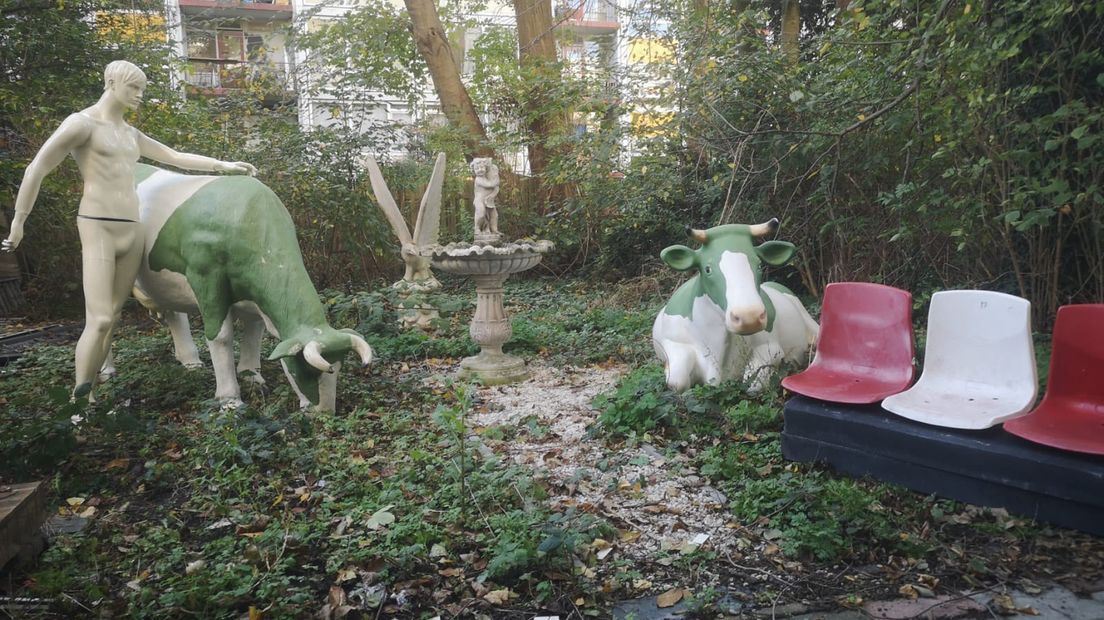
[1,60,255,397]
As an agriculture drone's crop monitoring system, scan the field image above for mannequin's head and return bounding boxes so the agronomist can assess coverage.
[103,61,147,109]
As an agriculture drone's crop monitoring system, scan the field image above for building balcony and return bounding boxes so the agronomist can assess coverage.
[556,1,618,35]
[177,0,292,21]
[185,60,296,100]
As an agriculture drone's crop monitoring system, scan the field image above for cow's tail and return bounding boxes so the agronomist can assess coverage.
[132,285,162,317]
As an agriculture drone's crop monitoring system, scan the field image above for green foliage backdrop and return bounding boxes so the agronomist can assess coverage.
[597,0,1103,324]
[2,0,1100,322]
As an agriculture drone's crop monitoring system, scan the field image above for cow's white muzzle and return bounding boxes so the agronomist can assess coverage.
[727,306,768,335]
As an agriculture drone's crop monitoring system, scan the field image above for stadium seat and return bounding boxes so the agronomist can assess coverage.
[1004,304,1104,455]
[882,290,1036,429]
[782,282,914,403]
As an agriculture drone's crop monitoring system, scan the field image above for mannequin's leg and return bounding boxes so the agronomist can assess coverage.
[74,220,121,395]
[74,221,143,398]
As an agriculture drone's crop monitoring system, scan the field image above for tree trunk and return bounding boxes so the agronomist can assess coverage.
[781,0,801,65]
[685,0,713,170]
[403,0,492,159]
[512,0,571,208]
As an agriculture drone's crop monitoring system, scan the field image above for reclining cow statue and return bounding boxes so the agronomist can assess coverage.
[120,163,373,410]
[652,219,818,393]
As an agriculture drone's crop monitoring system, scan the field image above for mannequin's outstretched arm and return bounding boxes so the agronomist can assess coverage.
[3,114,93,252]
[137,132,256,176]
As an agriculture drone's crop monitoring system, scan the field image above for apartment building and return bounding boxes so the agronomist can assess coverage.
[164,0,296,102]
[161,0,642,157]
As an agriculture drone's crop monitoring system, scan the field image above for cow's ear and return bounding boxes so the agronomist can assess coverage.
[268,338,304,361]
[661,245,698,271]
[756,241,796,266]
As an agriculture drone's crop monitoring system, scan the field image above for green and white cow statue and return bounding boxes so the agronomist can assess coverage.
[129,163,373,410]
[652,219,819,393]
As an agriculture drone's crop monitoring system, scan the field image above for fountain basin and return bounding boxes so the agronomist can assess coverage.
[424,240,553,276]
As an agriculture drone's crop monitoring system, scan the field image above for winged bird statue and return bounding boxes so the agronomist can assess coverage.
[366,152,446,289]
[366,153,447,328]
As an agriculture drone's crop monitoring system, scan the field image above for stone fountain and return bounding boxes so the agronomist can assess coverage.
[419,158,553,385]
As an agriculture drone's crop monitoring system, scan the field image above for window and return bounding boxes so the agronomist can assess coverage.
[246,34,265,60]
[187,31,217,59]
[583,0,616,22]
[217,30,244,61]
[185,28,245,61]
[184,26,251,89]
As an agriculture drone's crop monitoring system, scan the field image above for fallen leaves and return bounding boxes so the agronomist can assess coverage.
[659,533,710,555]
[60,497,96,518]
[989,593,1040,616]
[656,588,689,608]
[591,538,614,560]
[236,515,270,537]
[365,506,395,530]
[483,589,516,605]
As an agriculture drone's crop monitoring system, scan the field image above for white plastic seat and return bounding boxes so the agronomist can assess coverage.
[882,290,1037,430]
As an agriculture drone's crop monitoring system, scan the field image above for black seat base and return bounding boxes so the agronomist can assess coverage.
[781,396,1104,535]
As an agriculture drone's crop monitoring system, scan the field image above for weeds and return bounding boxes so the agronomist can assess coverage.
[0,278,1080,617]
[587,356,980,565]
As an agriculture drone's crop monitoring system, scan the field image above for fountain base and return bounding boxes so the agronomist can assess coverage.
[459,351,528,385]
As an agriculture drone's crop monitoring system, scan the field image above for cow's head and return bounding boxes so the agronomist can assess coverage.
[661,219,795,335]
[267,327,373,405]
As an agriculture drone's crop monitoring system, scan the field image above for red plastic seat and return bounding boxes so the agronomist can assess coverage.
[1004,304,1104,455]
[782,282,915,404]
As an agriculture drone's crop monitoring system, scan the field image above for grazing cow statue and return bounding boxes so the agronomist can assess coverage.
[125,163,373,410]
[652,219,819,393]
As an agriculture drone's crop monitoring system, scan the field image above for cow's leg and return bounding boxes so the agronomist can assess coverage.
[98,307,125,383]
[317,361,339,412]
[98,346,116,383]
[700,350,725,386]
[166,311,203,368]
[236,311,265,385]
[207,313,242,407]
[657,340,696,393]
[743,341,784,394]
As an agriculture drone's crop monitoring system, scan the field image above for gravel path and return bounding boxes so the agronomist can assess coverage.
[464,364,739,563]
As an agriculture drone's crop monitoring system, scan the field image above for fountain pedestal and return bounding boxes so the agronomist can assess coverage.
[461,273,528,384]
[423,240,552,386]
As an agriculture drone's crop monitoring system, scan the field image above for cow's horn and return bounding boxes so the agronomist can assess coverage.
[348,333,374,366]
[749,218,780,237]
[685,226,708,243]
[304,341,334,373]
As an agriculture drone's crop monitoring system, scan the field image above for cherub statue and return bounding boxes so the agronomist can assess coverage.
[471,157,500,237]
[2,60,254,398]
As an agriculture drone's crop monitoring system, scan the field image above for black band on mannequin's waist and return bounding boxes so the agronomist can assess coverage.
[77,215,137,223]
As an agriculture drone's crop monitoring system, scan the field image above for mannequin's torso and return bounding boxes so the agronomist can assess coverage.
[72,110,141,221]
